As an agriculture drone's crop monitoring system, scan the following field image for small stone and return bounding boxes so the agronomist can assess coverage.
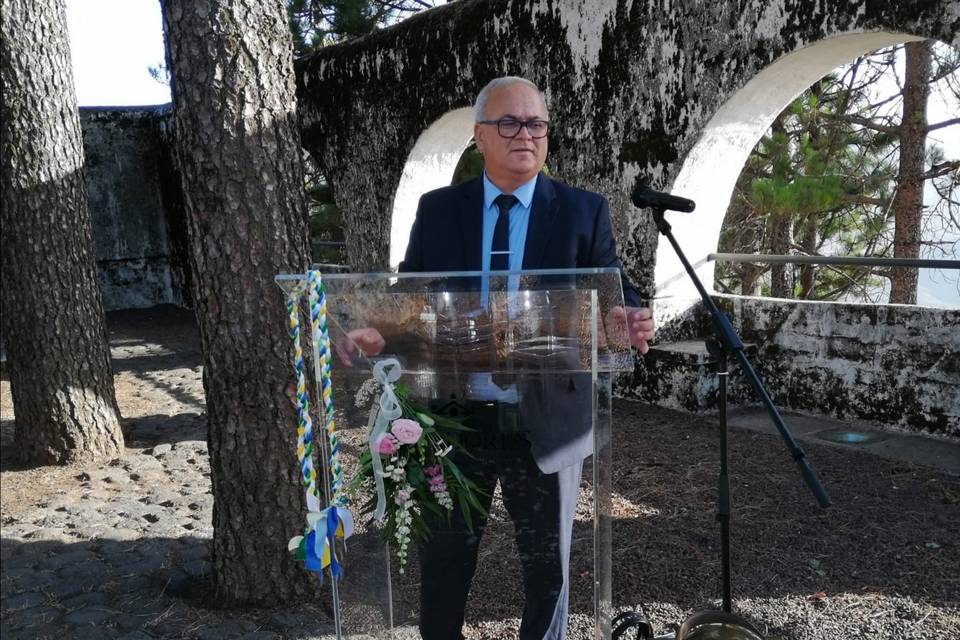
[22,528,73,544]
[41,548,100,571]
[62,590,109,609]
[12,605,60,626]
[239,632,280,640]
[161,570,192,597]
[269,611,316,629]
[182,558,210,578]
[151,444,173,456]
[43,579,86,600]
[63,605,116,626]
[195,620,257,640]
[2,591,47,611]
[116,632,155,640]
[104,527,143,541]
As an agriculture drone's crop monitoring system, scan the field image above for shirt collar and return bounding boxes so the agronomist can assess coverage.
[482,172,538,210]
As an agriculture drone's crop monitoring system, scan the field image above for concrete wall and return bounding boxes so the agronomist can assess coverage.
[293,0,958,437]
[80,106,189,309]
[69,2,957,437]
[295,0,958,301]
[622,296,960,437]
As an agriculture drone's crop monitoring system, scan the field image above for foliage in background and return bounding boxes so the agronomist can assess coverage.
[716,41,959,303]
[451,141,484,185]
[302,152,347,266]
[289,1,443,265]
[288,0,441,55]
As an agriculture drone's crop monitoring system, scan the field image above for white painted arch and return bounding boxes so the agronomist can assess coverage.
[391,33,928,291]
[390,107,475,268]
[656,31,925,302]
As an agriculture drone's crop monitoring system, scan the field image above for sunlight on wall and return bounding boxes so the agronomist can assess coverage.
[390,107,475,268]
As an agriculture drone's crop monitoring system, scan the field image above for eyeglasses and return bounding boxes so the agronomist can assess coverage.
[477,118,550,139]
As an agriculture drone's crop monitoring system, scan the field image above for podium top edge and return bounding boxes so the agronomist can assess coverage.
[274,267,623,282]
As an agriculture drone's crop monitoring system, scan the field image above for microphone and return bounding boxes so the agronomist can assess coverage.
[632,183,696,213]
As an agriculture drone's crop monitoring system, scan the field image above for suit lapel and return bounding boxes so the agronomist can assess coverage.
[458,177,484,270]
[522,173,558,269]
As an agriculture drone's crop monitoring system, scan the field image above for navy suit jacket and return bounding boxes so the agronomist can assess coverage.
[399,174,638,472]
[399,174,640,305]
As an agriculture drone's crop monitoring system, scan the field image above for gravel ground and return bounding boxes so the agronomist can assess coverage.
[1,305,957,639]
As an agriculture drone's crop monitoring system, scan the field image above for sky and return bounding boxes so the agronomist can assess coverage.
[64,0,958,307]
[66,0,169,106]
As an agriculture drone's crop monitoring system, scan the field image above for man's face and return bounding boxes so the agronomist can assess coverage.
[474,83,549,190]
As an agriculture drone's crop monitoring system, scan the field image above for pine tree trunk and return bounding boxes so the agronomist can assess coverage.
[768,212,792,298]
[888,40,931,305]
[798,213,817,298]
[766,115,791,299]
[0,0,124,465]
[161,0,316,606]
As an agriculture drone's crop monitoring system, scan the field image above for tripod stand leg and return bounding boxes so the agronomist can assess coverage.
[707,340,732,614]
[717,349,732,614]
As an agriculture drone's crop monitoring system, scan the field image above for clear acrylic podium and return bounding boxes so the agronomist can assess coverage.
[276,268,634,639]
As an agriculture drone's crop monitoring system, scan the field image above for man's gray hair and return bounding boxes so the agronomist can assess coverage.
[474,76,547,121]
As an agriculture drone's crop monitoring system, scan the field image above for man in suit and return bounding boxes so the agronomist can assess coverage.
[348,76,654,640]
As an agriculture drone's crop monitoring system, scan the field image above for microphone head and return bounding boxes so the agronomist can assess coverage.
[631,181,696,212]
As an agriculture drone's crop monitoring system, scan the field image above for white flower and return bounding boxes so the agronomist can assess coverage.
[393,482,416,574]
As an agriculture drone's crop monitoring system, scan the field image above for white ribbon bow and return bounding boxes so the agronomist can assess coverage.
[369,358,403,521]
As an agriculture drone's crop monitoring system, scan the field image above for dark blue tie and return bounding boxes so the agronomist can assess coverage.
[491,194,517,271]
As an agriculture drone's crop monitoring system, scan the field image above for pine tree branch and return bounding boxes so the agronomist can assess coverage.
[859,90,905,113]
[927,117,960,132]
[923,160,960,180]
[825,111,899,133]
[842,194,890,207]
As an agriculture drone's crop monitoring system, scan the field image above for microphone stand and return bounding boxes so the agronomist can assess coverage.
[649,206,831,614]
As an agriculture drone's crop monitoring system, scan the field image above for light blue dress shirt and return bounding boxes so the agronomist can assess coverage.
[480,172,536,273]
[479,172,536,308]
[468,173,538,403]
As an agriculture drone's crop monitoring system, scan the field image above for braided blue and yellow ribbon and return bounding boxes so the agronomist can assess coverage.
[286,293,322,513]
[310,271,346,507]
[286,271,353,580]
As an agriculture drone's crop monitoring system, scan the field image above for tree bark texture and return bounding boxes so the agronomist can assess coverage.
[888,40,931,305]
[768,212,792,298]
[161,0,316,606]
[0,0,124,465]
[798,213,817,299]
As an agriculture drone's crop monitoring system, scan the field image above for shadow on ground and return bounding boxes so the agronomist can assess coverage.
[2,306,958,639]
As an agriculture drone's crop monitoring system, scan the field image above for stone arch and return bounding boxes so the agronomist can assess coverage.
[389,107,474,268]
[658,31,926,300]
[296,1,957,274]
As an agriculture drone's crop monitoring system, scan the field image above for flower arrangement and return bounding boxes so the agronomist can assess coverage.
[349,360,486,573]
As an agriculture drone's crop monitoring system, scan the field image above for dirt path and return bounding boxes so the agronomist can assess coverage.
[2,305,958,639]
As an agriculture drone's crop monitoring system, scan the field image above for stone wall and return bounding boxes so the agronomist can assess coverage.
[79,106,189,309]
[293,0,958,437]
[295,0,958,297]
[68,1,958,437]
[623,296,960,437]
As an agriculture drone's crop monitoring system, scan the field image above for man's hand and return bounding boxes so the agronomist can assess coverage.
[336,327,386,366]
[607,306,655,355]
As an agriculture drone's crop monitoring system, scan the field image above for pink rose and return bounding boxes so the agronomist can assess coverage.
[375,433,396,455]
[390,418,423,445]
